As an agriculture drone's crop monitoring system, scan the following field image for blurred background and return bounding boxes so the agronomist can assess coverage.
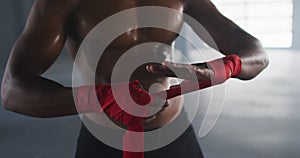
[0,0,299,158]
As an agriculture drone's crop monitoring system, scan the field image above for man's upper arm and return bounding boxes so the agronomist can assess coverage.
[7,0,77,75]
[185,0,261,54]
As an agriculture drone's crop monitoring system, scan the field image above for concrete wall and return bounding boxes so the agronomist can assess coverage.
[292,0,300,49]
[0,0,34,72]
[0,1,80,158]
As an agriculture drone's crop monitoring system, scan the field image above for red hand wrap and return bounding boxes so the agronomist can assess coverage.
[76,80,151,158]
[153,55,242,99]
[96,81,149,158]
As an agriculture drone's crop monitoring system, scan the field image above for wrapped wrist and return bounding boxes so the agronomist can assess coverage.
[207,55,242,84]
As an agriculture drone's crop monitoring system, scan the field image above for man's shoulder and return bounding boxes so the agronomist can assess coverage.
[185,0,213,11]
[186,0,209,5]
[34,0,79,14]
[30,0,79,22]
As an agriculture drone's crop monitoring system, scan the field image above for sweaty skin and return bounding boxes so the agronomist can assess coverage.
[1,0,268,130]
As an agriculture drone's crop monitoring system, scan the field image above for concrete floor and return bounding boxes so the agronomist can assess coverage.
[0,49,300,158]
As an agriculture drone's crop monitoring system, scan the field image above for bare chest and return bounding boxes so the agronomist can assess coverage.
[67,0,186,53]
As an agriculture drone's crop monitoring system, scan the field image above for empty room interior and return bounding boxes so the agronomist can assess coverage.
[0,0,299,158]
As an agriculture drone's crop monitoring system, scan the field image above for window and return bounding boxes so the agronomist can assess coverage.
[211,0,293,48]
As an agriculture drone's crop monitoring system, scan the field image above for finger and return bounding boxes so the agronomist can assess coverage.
[163,62,200,79]
[164,61,214,81]
[152,101,168,112]
[146,64,177,77]
[142,106,167,126]
[194,68,214,81]
[149,62,190,78]
[142,100,170,126]
[153,100,169,114]
[147,62,213,81]
[142,115,157,126]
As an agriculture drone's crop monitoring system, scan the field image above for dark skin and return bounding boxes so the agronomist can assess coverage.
[1,0,268,130]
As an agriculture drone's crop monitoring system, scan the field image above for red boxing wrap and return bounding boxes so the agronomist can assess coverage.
[76,81,151,158]
[153,54,242,99]
[96,81,150,158]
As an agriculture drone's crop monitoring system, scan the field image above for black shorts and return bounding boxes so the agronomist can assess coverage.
[75,112,204,158]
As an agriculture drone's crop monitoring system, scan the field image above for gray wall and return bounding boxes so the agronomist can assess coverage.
[0,1,81,158]
[292,0,300,49]
[0,0,34,72]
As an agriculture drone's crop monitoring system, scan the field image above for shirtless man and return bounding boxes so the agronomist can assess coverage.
[1,0,269,157]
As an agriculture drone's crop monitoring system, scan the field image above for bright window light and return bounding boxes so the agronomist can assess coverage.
[211,0,293,48]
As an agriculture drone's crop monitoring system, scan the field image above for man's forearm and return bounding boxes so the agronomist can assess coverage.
[1,71,78,118]
[229,40,269,80]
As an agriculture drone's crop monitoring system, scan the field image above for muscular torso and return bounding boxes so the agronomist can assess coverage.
[66,0,187,129]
